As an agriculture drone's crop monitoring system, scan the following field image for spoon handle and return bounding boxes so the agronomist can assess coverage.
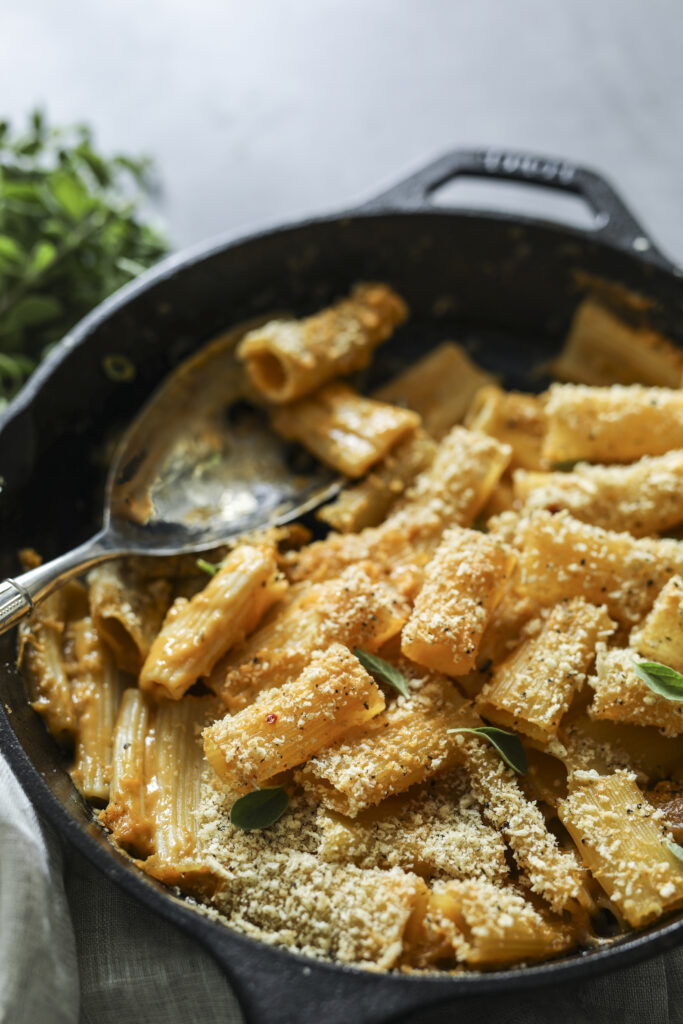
[0,532,114,635]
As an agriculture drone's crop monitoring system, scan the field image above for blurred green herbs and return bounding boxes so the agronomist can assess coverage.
[0,110,168,406]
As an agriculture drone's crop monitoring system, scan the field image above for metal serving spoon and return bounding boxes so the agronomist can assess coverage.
[0,319,342,635]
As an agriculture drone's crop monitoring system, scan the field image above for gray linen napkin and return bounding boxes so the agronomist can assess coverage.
[2,751,682,1024]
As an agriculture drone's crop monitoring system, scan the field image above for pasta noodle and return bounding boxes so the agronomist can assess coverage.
[455,731,583,911]
[140,543,287,700]
[542,383,683,464]
[209,562,408,712]
[464,386,547,471]
[516,510,683,627]
[410,879,573,966]
[630,576,683,672]
[270,382,420,477]
[203,644,385,793]
[588,648,683,737]
[373,341,496,438]
[237,282,407,403]
[316,429,437,532]
[18,582,86,742]
[477,598,615,742]
[401,527,514,676]
[298,673,466,816]
[286,426,511,589]
[100,688,154,855]
[514,451,683,537]
[87,561,171,674]
[560,770,683,927]
[551,297,683,387]
[68,616,126,802]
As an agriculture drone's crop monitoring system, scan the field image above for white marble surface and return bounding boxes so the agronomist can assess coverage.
[3,0,683,261]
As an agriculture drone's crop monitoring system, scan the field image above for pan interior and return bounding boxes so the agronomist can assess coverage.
[1,208,683,987]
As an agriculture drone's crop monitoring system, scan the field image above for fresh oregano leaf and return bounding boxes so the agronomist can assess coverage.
[230,787,289,830]
[197,557,222,576]
[667,841,683,863]
[353,648,411,698]
[632,659,683,701]
[448,726,528,775]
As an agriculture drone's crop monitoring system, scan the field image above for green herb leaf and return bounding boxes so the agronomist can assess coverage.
[448,726,528,775]
[0,294,62,334]
[667,841,683,863]
[0,111,167,403]
[632,659,683,702]
[230,787,289,830]
[550,459,580,472]
[197,557,222,576]
[49,170,92,221]
[353,648,411,698]
[0,235,24,264]
[27,240,57,275]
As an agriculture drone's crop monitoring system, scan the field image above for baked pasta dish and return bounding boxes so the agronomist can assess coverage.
[18,285,683,971]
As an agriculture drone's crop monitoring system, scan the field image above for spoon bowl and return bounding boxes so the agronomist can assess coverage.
[0,316,341,633]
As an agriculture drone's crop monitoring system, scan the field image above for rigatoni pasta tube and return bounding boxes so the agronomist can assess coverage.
[316,429,437,533]
[211,562,409,712]
[100,688,154,855]
[69,617,126,802]
[143,697,221,894]
[316,771,508,884]
[514,451,683,538]
[456,728,583,911]
[414,880,573,967]
[588,648,683,737]
[550,298,683,388]
[464,386,547,471]
[477,598,615,743]
[270,382,420,478]
[148,697,213,864]
[212,853,425,970]
[87,561,171,674]
[630,576,683,672]
[140,543,287,700]
[286,427,511,588]
[374,341,496,439]
[401,527,515,676]
[391,426,511,527]
[18,582,86,742]
[516,510,683,627]
[237,282,407,403]
[542,383,683,463]
[203,644,385,792]
[298,673,466,817]
[559,770,683,927]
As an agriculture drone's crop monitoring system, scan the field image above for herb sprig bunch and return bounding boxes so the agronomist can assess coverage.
[0,110,167,405]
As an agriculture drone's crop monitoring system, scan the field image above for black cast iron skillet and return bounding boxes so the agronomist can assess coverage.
[1,149,683,1024]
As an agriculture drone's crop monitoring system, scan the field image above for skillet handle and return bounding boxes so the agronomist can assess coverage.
[203,926,454,1024]
[361,147,674,270]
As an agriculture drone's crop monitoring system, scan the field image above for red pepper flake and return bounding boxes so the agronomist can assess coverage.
[265,713,278,725]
